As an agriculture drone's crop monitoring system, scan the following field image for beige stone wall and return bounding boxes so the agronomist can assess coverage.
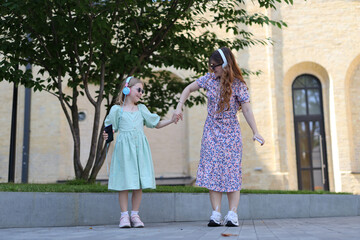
[347,55,360,192]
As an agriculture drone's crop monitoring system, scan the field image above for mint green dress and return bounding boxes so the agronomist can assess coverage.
[104,104,160,191]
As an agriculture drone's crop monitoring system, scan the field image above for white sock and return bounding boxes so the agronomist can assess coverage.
[211,210,221,217]
[121,211,129,217]
[131,210,139,216]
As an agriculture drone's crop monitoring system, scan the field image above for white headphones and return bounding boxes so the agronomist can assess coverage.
[122,76,132,95]
[217,49,228,69]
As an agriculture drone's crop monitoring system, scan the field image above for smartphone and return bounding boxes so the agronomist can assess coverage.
[254,137,264,145]
[104,124,113,143]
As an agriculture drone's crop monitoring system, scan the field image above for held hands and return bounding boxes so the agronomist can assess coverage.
[171,112,181,124]
[172,107,183,124]
[253,133,265,146]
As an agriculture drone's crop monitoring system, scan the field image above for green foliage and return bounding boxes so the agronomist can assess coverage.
[0,0,292,116]
[0,183,351,194]
[65,179,94,185]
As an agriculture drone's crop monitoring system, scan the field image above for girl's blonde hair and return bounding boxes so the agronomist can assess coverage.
[115,77,143,105]
[209,47,247,113]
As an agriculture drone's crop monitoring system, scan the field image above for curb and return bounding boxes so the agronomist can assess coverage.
[1,192,359,228]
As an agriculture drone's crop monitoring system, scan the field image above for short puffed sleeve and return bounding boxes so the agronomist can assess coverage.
[196,72,215,90]
[138,104,161,128]
[235,81,250,104]
[104,105,121,132]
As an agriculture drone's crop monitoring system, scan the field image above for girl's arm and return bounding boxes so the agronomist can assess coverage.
[155,118,174,129]
[155,113,180,129]
[174,81,201,120]
[241,102,265,145]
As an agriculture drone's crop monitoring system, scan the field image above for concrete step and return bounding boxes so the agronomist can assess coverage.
[1,192,359,228]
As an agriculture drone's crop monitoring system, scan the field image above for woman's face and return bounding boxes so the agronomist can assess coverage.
[129,83,144,103]
[210,61,224,79]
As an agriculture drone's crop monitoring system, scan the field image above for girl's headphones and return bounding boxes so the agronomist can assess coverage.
[122,76,132,95]
[217,49,228,69]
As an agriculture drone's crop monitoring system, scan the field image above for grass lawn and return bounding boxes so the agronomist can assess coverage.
[0,181,351,194]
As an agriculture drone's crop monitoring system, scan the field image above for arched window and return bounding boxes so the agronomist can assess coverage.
[292,74,329,191]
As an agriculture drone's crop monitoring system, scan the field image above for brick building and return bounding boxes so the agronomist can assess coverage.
[1,0,359,193]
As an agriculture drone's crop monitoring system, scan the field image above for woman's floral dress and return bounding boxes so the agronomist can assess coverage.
[195,73,250,192]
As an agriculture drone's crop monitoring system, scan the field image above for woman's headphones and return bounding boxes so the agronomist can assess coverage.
[217,49,228,69]
[122,76,132,95]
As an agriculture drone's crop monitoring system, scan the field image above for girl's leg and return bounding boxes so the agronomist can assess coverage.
[209,190,223,212]
[118,190,129,212]
[118,191,131,228]
[130,189,145,228]
[226,190,240,212]
[131,189,143,211]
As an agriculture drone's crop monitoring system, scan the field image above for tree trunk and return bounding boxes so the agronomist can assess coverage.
[71,87,84,179]
[89,144,107,183]
[89,119,108,182]
[81,103,101,180]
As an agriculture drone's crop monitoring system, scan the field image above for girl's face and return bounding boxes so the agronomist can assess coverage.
[129,83,144,103]
[210,61,224,79]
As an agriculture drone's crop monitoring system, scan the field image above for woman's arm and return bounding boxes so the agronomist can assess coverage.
[241,102,265,145]
[174,81,201,120]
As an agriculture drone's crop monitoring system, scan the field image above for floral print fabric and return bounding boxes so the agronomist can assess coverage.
[195,73,250,192]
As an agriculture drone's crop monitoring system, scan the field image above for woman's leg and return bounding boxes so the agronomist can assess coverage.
[224,190,240,227]
[208,190,223,226]
[209,190,222,212]
[227,190,240,212]
[131,189,143,211]
[118,190,129,212]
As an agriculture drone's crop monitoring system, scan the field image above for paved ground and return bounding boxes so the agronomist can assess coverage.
[1,216,360,240]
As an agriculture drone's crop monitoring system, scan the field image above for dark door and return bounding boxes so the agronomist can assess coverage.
[292,74,329,191]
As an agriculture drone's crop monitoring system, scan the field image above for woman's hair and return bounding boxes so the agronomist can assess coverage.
[115,77,143,105]
[208,47,247,113]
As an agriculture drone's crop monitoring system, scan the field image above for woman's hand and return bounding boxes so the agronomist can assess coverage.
[253,133,265,146]
[173,81,200,123]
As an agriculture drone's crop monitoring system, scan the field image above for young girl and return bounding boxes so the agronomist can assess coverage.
[103,76,178,228]
[174,47,265,227]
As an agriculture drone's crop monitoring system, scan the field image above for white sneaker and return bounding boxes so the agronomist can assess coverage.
[208,211,222,227]
[224,211,239,227]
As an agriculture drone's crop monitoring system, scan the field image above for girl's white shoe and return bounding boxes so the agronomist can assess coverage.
[130,214,145,228]
[119,215,131,228]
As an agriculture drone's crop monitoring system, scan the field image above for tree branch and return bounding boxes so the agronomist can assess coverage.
[123,0,145,52]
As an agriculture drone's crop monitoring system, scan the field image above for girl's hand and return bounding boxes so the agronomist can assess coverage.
[253,133,265,146]
[102,131,108,140]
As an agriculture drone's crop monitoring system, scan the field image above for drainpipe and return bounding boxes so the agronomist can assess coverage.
[21,63,32,183]
[8,83,18,182]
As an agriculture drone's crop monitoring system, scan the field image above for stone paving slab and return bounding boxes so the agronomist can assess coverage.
[1,216,360,240]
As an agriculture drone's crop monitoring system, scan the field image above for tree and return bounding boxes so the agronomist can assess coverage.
[0,0,293,182]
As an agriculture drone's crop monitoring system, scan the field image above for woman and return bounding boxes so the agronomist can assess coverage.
[174,47,265,227]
